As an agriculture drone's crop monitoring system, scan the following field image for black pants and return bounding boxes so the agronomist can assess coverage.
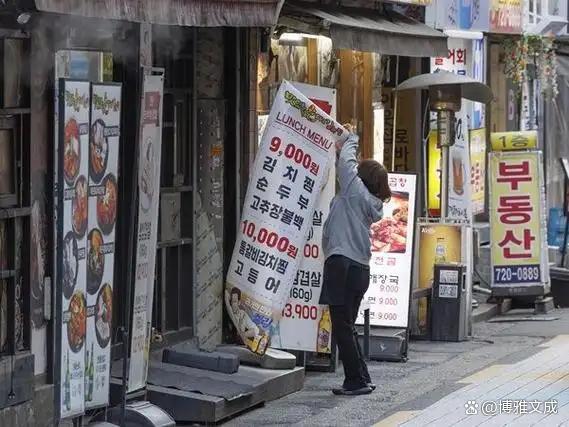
[321,255,371,390]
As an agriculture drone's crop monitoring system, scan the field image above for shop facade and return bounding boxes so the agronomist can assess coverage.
[0,0,280,424]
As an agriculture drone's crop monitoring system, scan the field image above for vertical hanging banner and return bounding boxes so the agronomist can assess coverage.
[271,82,336,353]
[489,149,549,296]
[58,80,90,418]
[225,81,342,355]
[85,83,121,408]
[430,38,473,221]
[357,173,417,327]
[129,70,165,392]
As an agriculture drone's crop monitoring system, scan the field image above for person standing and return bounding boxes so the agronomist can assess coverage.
[320,124,391,396]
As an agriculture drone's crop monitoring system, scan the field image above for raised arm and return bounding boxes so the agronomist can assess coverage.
[337,132,359,192]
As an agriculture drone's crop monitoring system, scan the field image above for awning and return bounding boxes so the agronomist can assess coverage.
[278,1,447,57]
[34,0,284,27]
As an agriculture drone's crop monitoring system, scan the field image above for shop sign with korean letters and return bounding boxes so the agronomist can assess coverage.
[489,150,549,294]
[225,81,343,355]
[491,131,538,151]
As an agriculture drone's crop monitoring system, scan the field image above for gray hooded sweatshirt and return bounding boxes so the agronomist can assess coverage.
[322,134,384,265]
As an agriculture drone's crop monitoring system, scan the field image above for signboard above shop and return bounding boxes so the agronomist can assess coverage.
[426,0,490,32]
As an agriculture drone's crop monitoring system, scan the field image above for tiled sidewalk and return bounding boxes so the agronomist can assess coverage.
[375,335,569,426]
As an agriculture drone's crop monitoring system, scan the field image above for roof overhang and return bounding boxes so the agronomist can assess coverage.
[34,0,284,27]
[277,1,448,57]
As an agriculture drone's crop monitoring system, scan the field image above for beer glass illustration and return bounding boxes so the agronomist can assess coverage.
[452,155,465,195]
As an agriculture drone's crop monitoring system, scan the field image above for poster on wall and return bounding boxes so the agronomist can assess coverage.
[128,70,165,392]
[357,174,417,328]
[58,80,90,418]
[225,81,342,355]
[85,83,121,408]
[489,150,549,295]
[271,82,336,353]
[470,128,487,215]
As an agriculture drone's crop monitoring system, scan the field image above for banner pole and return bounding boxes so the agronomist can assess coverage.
[391,56,400,172]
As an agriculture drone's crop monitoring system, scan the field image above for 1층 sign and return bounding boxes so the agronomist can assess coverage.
[225,81,343,355]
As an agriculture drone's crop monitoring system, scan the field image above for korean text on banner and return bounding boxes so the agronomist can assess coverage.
[85,83,121,409]
[58,80,90,418]
[225,81,343,355]
[430,38,473,222]
[357,174,417,328]
[271,82,336,354]
[490,151,549,289]
[128,71,165,392]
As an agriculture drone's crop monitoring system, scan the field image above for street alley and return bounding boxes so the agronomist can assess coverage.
[226,309,569,427]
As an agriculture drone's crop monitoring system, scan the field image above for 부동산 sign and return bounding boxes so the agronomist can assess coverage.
[357,173,417,328]
[225,81,343,355]
[489,150,549,295]
[271,82,336,354]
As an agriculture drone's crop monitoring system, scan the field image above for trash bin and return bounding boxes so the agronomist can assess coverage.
[550,267,569,307]
[431,263,468,342]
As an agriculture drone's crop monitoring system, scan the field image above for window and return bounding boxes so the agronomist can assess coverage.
[0,34,31,409]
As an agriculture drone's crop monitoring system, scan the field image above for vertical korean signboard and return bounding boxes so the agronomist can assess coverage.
[58,80,90,418]
[430,38,473,221]
[85,84,121,408]
[357,174,417,327]
[489,133,549,296]
[129,70,164,392]
[225,81,341,355]
[271,82,336,353]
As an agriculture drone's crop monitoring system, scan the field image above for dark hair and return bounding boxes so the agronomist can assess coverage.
[230,287,242,300]
[357,160,392,202]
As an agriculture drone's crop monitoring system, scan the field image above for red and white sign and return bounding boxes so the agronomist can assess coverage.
[271,82,336,353]
[357,173,417,328]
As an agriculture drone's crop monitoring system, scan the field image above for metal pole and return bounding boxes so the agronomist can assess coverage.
[391,56,400,172]
[363,309,370,360]
[437,110,450,220]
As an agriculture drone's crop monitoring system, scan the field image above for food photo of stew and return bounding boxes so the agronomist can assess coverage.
[67,291,86,353]
[370,192,410,254]
[97,174,117,235]
[95,283,113,348]
[72,175,88,238]
[90,118,109,183]
[63,118,81,185]
[87,229,105,295]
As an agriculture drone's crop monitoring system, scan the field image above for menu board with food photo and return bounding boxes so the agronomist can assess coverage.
[85,83,121,409]
[357,173,417,328]
[58,80,90,418]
